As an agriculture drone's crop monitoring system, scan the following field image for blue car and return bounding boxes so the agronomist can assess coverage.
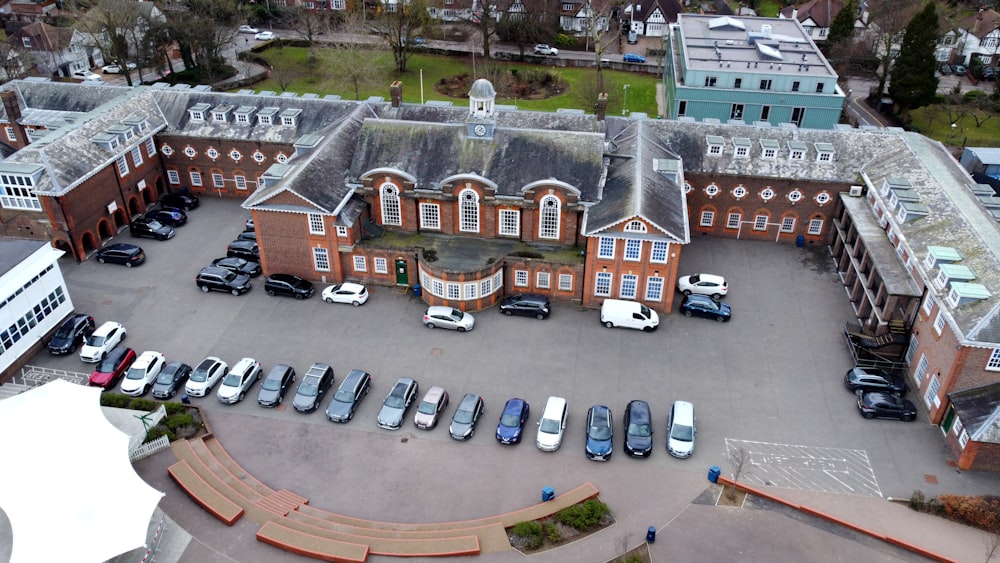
[585,405,613,461]
[145,207,187,227]
[624,400,653,457]
[496,398,530,444]
[680,294,732,322]
[623,53,646,63]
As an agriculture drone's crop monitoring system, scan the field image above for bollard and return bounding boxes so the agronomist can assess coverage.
[541,486,555,501]
[646,526,656,543]
[708,465,721,483]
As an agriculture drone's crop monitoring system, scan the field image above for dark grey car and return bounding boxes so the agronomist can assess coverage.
[326,369,371,422]
[292,363,333,413]
[449,393,485,440]
[376,377,419,430]
[258,364,296,407]
[151,361,192,399]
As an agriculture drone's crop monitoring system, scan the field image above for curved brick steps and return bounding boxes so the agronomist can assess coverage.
[257,521,369,563]
[187,438,266,503]
[167,460,245,526]
[202,435,277,498]
[283,509,506,541]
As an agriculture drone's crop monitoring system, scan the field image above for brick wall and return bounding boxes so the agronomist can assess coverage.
[908,307,963,424]
[503,258,585,304]
[158,135,293,197]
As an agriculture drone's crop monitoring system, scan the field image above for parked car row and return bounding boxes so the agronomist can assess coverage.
[93,191,200,269]
[845,366,917,422]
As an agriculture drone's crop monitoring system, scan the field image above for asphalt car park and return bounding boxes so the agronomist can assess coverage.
[30,197,1000,521]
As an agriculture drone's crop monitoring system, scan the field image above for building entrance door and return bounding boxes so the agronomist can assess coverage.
[395,259,408,285]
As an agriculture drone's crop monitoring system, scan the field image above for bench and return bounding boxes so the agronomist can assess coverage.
[274,515,481,557]
[167,460,244,526]
[257,521,369,563]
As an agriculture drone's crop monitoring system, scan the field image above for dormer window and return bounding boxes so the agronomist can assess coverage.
[788,141,807,160]
[234,106,256,125]
[934,263,975,290]
[257,107,279,125]
[122,114,149,134]
[212,104,234,123]
[923,246,962,270]
[880,177,911,198]
[92,133,120,151]
[706,135,724,156]
[279,108,302,126]
[760,139,779,159]
[946,282,991,308]
[733,138,751,158]
[815,142,835,162]
[188,103,211,122]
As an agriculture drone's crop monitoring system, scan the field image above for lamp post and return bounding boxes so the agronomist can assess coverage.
[622,84,630,116]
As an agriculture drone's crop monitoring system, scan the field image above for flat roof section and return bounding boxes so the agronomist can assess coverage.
[840,195,922,297]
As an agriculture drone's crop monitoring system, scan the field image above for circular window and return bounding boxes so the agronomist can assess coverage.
[815,192,831,205]
[788,190,803,203]
[705,184,720,197]
[463,191,476,202]
[760,188,775,202]
[182,146,197,158]
[160,144,173,156]
[252,151,266,163]
[205,147,219,160]
[684,181,693,194]
[732,186,747,199]
[275,153,288,164]
[544,198,558,208]
[229,149,242,162]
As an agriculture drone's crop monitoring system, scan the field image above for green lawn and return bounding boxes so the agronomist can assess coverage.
[245,46,661,116]
[908,105,1000,148]
[755,0,782,18]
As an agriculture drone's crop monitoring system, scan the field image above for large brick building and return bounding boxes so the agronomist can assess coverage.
[0,78,999,469]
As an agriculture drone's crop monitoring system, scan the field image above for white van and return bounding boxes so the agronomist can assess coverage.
[536,396,568,452]
[600,299,659,332]
[666,400,696,458]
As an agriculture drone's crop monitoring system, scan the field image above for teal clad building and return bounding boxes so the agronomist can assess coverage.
[664,14,846,130]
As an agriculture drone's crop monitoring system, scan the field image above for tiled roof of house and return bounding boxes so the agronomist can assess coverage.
[949,382,1000,444]
[634,0,683,24]
[959,9,1000,39]
[8,22,72,52]
[779,0,844,27]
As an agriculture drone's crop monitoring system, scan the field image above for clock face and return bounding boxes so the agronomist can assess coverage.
[474,124,487,137]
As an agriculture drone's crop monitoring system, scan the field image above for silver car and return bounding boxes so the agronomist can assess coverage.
[376,377,419,430]
[414,386,449,430]
[422,306,475,332]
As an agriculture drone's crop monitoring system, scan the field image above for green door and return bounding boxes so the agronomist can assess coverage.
[395,259,408,285]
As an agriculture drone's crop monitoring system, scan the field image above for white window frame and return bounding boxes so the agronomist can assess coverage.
[514,270,529,287]
[336,226,348,237]
[780,217,796,233]
[235,175,247,191]
[447,283,460,300]
[537,271,550,289]
[538,195,560,239]
[432,279,444,296]
[922,292,935,316]
[353,255,367,272]
[167,170,180,184]
[650,241,668,263]
[308,213,325,235]
[380,183,402,226]
[598,237,615,259]
[753,215,768,231]
[480,277,493,296]
[4,126,16,142]
[190,171,202,187]
[624,239,641,261]
[915,354,928,385]
[498,209,520,236]
[594,272,612,297]
[933,311,946,335]
[212,173,224,188]
[116,156,129,177]
[312,247,330,271]
[459,189,479,233]
[558,274,573,292]
[726,213,741,229]
[645,276,664,301]
[619,274,638,299]
[420,203,441,230]
[131,145,143,167]
[464,283,477,300]
[700,211,714,227]
[0,175,41,211]
[924,375,941,408]
[807,219,823,235]
[145,138,156,157]
[374,257,388,274]
[987,349,1000,372]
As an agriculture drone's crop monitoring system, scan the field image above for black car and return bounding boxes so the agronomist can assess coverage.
[258,364,296,407]
[680,294,732,322]
[227,239,259,261]
[196,266,252,296]
[325,369,371,422]
[152,361,192,399]
[237,230,257,242]
[292,363,334,413]
[449,393,485,440]
[265,273,315,299]
[857,392,917,421]
[623,400,653,457]
[95,243,145,267]
[145,207,188,227]
[844,367,908,396]
[499,293,551,320]
[160,191,200,211]
[211,256,262,277]
[48,313,96,355]
[130,216,175,240]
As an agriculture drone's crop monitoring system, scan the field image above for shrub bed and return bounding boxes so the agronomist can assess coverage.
[909,490,1000,531]
[98,393,204,443]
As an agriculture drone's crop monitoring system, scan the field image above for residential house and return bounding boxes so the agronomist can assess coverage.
[623,0,682,40]
[663,14,847,129]
[952,8,1000,67]
[0,0,60,24]
[779,0,844,43]
[7,22,104,79]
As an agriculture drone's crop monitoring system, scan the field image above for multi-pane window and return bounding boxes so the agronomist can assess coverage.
[432,279,444,296]
[380,183,401,226]
[336,226,348,237]
[538,196,560,239]
[624,239,641,261]
[780,217,796,232]
[447,283,460,299]
[459,189,479,232]
[167,170,180,184]
[922,293,935,316]
[905,334,919,364]
[726,213,741,229]
[190,171,202,186]
[620,274,638,299]
[420,203,440,230]
[499,209,519,236]
[312,247,329,271]
[594,272,612,296]
[598,237,615,259]
[212,173,224,188]
[988,349,1000,371]
[235,175,247,190]
[308,213,324,235]
[131,146,143,167]
[374,257,388,274]
[924,375,941,408]
[807,219,823,235]
[700,211,714,227]
[645,276,664,301]
[933,311,946,335]
[515,270,528,287]
[915,354,928,384]
[480,277,493,296]
[537,272,550,289]
[753,215,768,230]
[624,220,647,233]
[4,126,15,142]
[0,174,41,210]
[464,283,476,300]
[353,255,367,272]
[116,156,129,176]
[558,274,573,291]
[650,241,668,263]
[145,138,156,157]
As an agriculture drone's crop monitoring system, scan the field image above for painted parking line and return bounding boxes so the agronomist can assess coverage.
[725,439,882,498]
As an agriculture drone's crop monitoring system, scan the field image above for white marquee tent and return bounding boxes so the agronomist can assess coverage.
[0,379,163,563]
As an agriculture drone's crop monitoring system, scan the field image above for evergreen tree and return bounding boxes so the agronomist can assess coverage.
[827,0,858,49]
[888,2,940,120]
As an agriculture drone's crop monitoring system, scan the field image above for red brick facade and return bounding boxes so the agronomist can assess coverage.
[158,135,294,197]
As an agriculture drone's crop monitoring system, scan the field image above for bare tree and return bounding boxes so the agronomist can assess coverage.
[726,446,749,502]
[614,532,634,559]
[857,0,920,102]
[496,9,554,57]
[0,43,28,82]
[74,0,142,86]
[332,12,387,99]
[290,6,338,44]
[374,0,431,73]
[458,0,501,58]
[579,0,620,98]
[168,0,247,81]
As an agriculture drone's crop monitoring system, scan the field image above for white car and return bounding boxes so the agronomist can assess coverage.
[217,357,262,404]
[239,25,259,34]
[120,351,166,396]
[101,62,136,74]
[423,306,475,332]
[536,396,568,452]
[677,273,728,299]
[80,321,127,363]
[533,44,558,56]
[255,31,274,41]
[322,282,369,306]
[185,356,229,397]
[72,70,103,82]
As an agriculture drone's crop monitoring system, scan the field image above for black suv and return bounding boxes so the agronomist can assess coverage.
[326,369,371,422]
[227,239,259,261]
[499,293,551,319]
[623,400,653,457]
[844,367,908,396]
[292,363,334,413]
[48,313,96,354]
[160,191,200,210]
[195,266,252,296]
[211,256,261,277]
[265,273,315,300]
[130,216,175,240]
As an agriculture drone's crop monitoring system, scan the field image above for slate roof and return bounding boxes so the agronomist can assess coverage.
[779,0,845,27]
[634,0,683,24]
[959,9,1000,40]
[7,22,72,53]
[949,382,1000,444]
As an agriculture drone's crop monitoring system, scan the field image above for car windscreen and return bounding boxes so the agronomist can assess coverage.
[453,408,474,424]
[628,423,651,437]
[262,377,282,391]
[156,372,175,384]
[385,394,405,409]
[670,424,694,442]
[590,425,612,440]
[87,334,106,346]
[222,373,242,387]
[418,401,437,415]
[190,369,209,382]
[500,413,522,427]
[96,354,117,372]
[298,378,320,396]
[540,418,561,434]
[53,324,75,338]
[334,389,355,402]
[126,367,145,380]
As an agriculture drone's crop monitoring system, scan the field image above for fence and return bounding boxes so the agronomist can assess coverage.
[129,435,171,463]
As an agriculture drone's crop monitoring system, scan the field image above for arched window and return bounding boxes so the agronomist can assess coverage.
[459,189,479,232]
[380,183,401,226]
[538,195,560,239]
[624,220,647,233]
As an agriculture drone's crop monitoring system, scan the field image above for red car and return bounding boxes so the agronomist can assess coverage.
[89,346,136,389]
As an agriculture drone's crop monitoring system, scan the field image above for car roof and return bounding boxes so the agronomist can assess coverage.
[424,385,446,400]
[590,404,611,421]
[340,282,365,291]
[427,305,455,314]
[342,369,369,386]
[232,357,257,373]
[306,362,331,376]
[685,294,717,304]
[458,393,481,408]
[93,321,121,335]
[504,397,525,411]
[628,400,650,421]
[542,396,567,416]
[197,356,223,369]
[132,350,163,368]
[104,243,138,252]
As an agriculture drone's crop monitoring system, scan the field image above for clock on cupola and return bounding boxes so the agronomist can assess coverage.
[466,78,496,140]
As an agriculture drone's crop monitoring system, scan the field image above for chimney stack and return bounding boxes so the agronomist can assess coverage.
[0,91,29,147]
[596,92,608,121]
[390,81,403,108]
